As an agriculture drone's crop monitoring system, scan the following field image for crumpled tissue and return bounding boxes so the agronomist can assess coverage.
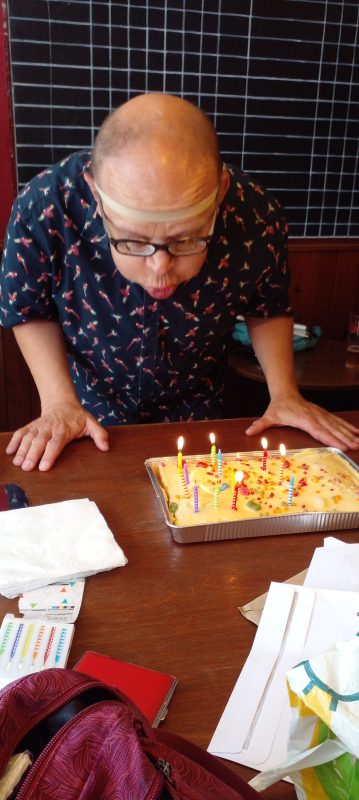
[0,498,127,598]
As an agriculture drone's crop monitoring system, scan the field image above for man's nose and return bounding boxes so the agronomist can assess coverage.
[147,248,173,274]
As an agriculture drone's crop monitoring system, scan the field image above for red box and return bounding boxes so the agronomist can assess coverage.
[74,650,178,727]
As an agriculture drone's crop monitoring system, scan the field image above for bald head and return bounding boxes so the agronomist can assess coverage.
[92,93,222,184]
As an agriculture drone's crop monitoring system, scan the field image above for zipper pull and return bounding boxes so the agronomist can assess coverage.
[157,758,174,786]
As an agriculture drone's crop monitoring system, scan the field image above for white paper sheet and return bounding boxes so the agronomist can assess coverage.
[323,536,346,548]
[304,542,359,591]
[208,582,359,773]
[238,537,346,627]
[0,499,127,598]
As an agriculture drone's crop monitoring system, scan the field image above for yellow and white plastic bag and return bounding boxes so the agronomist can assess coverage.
[250,635,359,799]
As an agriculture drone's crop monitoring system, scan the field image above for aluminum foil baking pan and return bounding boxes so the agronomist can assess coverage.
[145,448,359,544]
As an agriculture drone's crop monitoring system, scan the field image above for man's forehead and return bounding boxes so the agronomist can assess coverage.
[101,207,212,240]
[94,181,218,223]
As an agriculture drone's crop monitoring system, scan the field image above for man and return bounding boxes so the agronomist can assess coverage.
[1,93,358,471]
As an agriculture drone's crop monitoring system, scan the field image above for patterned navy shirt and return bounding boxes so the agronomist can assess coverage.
[0,152,291,425]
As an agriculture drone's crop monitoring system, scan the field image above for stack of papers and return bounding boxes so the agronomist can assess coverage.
[208,537,359,773]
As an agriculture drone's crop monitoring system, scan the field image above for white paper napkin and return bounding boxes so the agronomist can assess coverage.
[0,498,127,598]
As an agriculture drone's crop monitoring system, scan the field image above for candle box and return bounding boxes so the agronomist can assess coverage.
[0,614,74,689]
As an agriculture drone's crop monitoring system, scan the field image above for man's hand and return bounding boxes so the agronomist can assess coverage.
[245,394,359,451]
[6,401,110,471]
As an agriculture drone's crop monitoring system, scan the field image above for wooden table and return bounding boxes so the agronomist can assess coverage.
[226,338,359,416]
[1,415,359,800]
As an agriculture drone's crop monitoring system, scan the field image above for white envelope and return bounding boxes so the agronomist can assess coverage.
[208,582,359,773]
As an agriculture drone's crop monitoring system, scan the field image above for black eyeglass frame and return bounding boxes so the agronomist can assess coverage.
[107,237,213,256]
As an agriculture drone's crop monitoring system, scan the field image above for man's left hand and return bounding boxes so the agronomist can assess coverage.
[245,395,359,451]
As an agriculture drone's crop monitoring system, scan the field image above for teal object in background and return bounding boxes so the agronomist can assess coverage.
[232,320,322,353]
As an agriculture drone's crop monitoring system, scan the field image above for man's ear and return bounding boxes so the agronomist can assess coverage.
[218,166,230,204]
[84,171,97,199]
[84,172,102,216]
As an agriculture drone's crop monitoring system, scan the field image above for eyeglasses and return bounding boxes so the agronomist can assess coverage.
[97,193,218,258]
[108,237,213,257]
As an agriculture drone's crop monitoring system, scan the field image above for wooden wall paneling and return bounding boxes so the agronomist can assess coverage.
[311,252,340,337]
[1,327,40,432]
[288,249,338,334]
[288,242,359,339]
[330,249,359,340]
[0,329,7,431]
[288,251,319,325]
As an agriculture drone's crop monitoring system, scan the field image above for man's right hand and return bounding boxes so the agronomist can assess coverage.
[6,401,110,471]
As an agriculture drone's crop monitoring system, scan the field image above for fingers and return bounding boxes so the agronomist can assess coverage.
[283,402,357,450]
[245,417,271,437]
[85,417,110,452]
[6,427,31,456]
[6,410,110,471]
[335,420,359,448]
[38,435,69,471]
[6,425,51,470]
[297,408,359,451]
[7,425,67,471]
[245,401,359,451]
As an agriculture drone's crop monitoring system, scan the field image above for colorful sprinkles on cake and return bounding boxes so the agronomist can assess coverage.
[157,446,359,526]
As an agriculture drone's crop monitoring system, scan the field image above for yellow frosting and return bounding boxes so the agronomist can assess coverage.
[156,449,359,526]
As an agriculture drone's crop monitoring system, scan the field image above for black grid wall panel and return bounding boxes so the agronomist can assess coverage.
[8,0,359,237]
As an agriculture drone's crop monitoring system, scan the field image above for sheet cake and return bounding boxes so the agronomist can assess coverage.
[156,448,359,527]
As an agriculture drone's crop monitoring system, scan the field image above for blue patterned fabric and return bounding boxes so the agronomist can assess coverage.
[0,152,291,424]
[0,484,30,511]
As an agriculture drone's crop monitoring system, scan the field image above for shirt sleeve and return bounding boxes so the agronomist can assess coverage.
[0,197,59,328]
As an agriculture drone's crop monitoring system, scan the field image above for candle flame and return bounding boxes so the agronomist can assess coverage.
[235,470,244,484]
[209,432,215,445]
[279,443,286,457]
[177,436,184,451]
[261,437,268,449]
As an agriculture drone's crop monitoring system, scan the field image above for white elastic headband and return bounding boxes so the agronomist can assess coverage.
[94,181,218,222]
